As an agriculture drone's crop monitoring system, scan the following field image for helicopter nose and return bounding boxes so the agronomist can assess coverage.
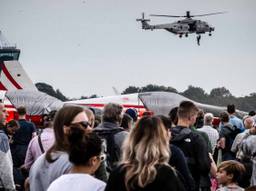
[210,27,215,31]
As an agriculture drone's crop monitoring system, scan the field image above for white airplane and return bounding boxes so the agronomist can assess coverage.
[1,59,247,121]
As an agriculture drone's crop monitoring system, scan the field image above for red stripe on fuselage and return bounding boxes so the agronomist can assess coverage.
[0,82,7,90]
[4,104,15,109]
[1,62,22,89]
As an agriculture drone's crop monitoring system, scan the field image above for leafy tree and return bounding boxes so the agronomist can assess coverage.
[181,85,207,102]
[141,84,177,93]
[89,94,98,98]
[210,87,232,97]
[122,86,140,94]
[80,96,88,100]
[122,84,177,94]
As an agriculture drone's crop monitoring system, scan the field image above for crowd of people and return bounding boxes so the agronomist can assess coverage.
[0,101,256,191]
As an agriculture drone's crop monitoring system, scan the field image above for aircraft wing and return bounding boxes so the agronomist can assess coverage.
[138,91,246,117]
[138,92,190,115]
[5,90,64,115]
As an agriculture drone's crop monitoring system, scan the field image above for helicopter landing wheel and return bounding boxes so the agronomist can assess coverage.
[209,33,212,36]
[185,33,188,37]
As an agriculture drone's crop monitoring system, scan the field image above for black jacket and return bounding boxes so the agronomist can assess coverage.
[105,164,185,191]
[171,126,211,191]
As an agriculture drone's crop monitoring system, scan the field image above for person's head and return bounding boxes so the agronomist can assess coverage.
[6,120,20,135]
[195,109,205,128]
[243,116,254,129]
[227,104,236,115]
[67,125,103,174]
[46,105,90,162]
[102,103,123,125]
[216,160,245,186]
[121,116,170,190]
[204,113,214,126]
[248,111,256,117]
[212,117,220,129]
[220,111,230,123]
[142,111,153,117]
[85,108,95,128]
[17,106,26,118]
[120,113,133,131]
[125,108,138,122]
[94,115,101,128]
[0,103,7,125]
[42,110,57,128]
[177,101,199,126]
[168,107,178,126]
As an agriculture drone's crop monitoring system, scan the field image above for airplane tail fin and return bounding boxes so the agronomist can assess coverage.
[0,60,37,91]
[136,12,152,30]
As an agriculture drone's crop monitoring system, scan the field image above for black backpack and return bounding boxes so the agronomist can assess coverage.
[94,128,124,172]
[221,125,242,149]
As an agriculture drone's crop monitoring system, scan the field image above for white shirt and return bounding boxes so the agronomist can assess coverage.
[198,125,219,151]
[47,173,106,191]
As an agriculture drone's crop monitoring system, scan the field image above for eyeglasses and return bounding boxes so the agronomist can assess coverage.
[97,154,106,162]
[72,121,90,129]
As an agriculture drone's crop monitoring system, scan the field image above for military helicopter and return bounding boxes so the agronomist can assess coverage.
[136,11,225,45]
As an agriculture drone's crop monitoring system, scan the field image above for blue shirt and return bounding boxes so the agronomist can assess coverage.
[13,119,36,145]
[229,115,245,132]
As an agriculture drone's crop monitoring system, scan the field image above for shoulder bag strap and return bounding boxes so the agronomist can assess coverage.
[38,132,45,153]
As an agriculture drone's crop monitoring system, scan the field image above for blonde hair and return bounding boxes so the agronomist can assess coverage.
[121,116,170,190]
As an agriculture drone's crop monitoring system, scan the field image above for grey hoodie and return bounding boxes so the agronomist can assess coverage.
[0,130,15,191]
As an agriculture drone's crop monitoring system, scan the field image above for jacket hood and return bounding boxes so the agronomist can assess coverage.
[171,126,192,142]
[94,122,122,131]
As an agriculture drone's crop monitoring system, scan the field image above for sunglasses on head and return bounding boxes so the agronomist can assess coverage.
[72,121,90,129]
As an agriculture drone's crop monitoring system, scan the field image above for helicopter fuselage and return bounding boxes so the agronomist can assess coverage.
[152,18,214,36]
[137,16,214,37]
[136,11,223,45]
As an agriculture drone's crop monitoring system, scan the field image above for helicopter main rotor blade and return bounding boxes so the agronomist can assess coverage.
[150,14,185,18]
[190,11,227,17]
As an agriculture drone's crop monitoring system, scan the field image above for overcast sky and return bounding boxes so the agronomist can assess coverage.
[0,0,255,98]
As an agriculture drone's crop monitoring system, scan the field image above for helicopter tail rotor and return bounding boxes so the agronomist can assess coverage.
[136,12,152,30]
[136,12,150,22]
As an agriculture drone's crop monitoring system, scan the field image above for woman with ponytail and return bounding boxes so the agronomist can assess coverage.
[47,124,105,191]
